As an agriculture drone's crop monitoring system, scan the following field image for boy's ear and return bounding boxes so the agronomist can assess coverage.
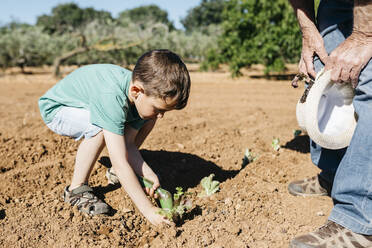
[130,82,144,99]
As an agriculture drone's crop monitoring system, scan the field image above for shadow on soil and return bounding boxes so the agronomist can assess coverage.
[0,209,5,220]
[97,149,241,194]
[282,135,310,153]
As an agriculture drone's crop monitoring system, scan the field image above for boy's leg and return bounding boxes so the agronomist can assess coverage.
[70,131,105,190]
[46,106,109,214]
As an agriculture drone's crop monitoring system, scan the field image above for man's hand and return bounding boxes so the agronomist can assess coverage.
[299,25,329,80]
[324,32,372,87]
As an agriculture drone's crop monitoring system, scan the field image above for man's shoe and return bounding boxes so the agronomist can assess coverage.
[288,175,332,196]
[290,221,372,248]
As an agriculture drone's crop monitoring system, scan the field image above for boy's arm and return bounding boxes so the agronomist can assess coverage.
[124,121,160,198]
[102,129,168,225]
[134,119,156,148]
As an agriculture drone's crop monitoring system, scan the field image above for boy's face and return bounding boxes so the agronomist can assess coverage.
[129,82,176,120]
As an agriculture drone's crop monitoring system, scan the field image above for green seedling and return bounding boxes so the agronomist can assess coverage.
[242,148,257,167]
[158,187,192,221]
[139,176,173,210]
[293,129,302,137]
[199,173,220,197]
[272,137,280,151]
[138,177,192,221]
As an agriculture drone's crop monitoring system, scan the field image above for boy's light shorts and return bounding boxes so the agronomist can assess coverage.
[46,106,102,141]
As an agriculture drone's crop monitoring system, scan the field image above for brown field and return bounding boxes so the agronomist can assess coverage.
[0,65,332,248]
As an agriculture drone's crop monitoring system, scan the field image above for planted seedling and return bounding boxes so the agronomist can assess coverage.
[272,137,280,151]
[198,173,220,197]
[242,148,257,167]
[138,177,192,222]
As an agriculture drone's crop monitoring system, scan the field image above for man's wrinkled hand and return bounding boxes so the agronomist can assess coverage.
[299,25,329,79]
[324,32,372,87]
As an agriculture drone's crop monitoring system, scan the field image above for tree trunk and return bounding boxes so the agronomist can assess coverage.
[53,46,89,77]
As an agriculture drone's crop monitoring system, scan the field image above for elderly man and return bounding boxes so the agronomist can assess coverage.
[288,0,372,247]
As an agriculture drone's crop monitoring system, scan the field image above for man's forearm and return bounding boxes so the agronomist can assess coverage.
[353,0,372,36]
[289,0,316,29]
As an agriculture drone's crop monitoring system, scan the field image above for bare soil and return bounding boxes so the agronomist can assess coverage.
[0,65,332,248]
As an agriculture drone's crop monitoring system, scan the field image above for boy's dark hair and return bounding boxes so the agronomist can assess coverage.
[132,49,191,110]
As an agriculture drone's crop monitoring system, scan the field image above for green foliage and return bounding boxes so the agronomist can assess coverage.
[0,25,71,69]
[0,3,223,70]
[272,137,281,151]
[118,5,174,30]
[139,177,192,221]
[242,148,257,167]
[181,0,226,33]
[204,0,301,76]
[158,186,192,221]
[36,3,113,34]
[199,174,220,197]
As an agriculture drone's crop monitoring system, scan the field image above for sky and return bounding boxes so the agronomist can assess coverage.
[0,0,202,29]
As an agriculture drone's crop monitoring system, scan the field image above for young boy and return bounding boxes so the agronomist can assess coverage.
[38,49,191,226]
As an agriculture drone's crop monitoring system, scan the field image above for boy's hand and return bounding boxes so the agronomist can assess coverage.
[142,168,160,198]
[144,206,172,226]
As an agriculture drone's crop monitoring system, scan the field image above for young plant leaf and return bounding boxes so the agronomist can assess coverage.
[272,137,280,151]
[199,173,220,197]
[242,148,257,167]
[139,177,192,221]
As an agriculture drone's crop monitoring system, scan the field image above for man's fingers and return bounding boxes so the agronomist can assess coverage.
[330,66,341,83]
[350,66,361,88]
[340,66,352,83]
[316,46,329,65]
[303,54,316,79]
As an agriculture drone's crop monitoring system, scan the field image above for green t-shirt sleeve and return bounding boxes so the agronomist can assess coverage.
[89,93,127,135]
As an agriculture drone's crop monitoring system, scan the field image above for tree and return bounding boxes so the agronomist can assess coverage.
[181,0,226,33]
[0,25,65,72]
[203,0,301,76]
[36,3,113,34]
[117,5,174,30]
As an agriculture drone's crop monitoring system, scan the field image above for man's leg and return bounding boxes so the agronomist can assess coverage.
[288,0,352,196]
[329,57,372,234]
[290,47,372,248]
[290,0,372,246]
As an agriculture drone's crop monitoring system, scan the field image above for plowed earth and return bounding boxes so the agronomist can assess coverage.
[0,65,332,248]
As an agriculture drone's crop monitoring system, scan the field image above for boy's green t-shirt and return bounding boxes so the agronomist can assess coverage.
[39,64,146,135]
